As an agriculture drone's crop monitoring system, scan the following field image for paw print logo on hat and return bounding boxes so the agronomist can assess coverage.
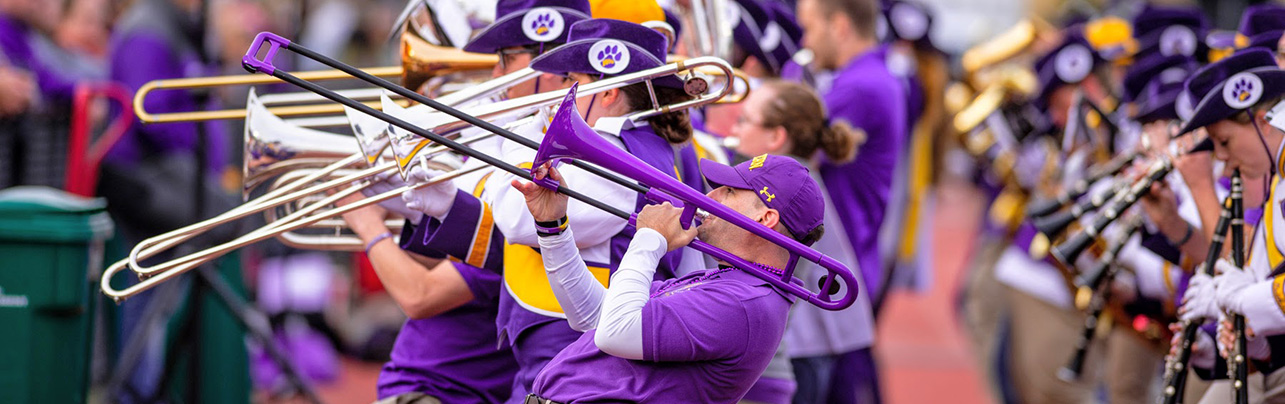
[587,39,630,74]
[533,13,555,36]
[1224,72,1264,109]
[599,45,621,68]
[521,7,565,42]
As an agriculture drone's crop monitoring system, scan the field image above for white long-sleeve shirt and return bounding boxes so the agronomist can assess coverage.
[537,227,669,359]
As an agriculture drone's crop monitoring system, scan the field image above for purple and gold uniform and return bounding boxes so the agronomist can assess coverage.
[374,262,517,404]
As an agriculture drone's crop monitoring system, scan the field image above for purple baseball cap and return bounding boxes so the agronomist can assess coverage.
[700,154,825,244]
[1177,48,1285,135]
[462,0,591,54]
[529,18,683,88]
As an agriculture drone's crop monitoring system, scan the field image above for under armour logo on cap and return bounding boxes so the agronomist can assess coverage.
[522,7,566,42]
[759,186,775,202]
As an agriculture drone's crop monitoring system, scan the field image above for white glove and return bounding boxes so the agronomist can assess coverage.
[1191,328,1217,370]
[1213,259,1257,314]
[359,171,422,225]
[1181,272,1218,323]
[401,164,458,219]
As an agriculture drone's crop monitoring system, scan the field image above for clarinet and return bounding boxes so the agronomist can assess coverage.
[1026,150,1140,218]
[1229,171,1249,404]
[1159,191,1234,404]
[1058,216,1144,382]
[1052,158,1173,265]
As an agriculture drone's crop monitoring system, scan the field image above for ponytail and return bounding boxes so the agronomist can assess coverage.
[816,120,865,164]
[620,82,695,144]
[760,80,865,162]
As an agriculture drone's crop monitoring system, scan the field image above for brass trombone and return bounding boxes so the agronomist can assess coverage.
[106,53,739,298]
[132,29,499,124]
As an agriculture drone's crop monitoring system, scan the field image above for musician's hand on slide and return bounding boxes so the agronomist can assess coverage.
[403,165,459,219]
[362,170,424,224]
[636,202,697,252]
[512,163,570,222]
[336,192,390,239]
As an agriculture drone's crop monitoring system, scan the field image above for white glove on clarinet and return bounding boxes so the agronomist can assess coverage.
[1180,272,1218,323]
[1213,258,1257,315]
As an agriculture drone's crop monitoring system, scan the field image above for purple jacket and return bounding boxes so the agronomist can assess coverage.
[105,0,226,172]
[0,13,77,103]
[785,45,908,296]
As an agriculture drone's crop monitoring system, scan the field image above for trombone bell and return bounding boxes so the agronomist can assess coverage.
[400,29,499,93]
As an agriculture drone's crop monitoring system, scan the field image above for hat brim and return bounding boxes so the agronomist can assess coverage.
[528,38,684,88]
[700,158,752,190]
[462,7,588,54]
[1178,68,1285,135]
[1133,95,1179,123]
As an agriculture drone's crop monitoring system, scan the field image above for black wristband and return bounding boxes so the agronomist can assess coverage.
[1172,222,1194,246]
[535,216,569,237]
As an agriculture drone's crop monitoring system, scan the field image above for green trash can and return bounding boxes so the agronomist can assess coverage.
[0,186,113,404]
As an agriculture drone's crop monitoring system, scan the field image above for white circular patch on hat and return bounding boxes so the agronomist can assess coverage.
[1224,72,1264,109]
[588,40,630,74]
[1159,67,1188,85]
[1159,25,1197,57]
[890,3,928,41]
[759,22,782,53]
[1054,44,1093,84]
[521,7,565,43]
[1176,91,1195,122]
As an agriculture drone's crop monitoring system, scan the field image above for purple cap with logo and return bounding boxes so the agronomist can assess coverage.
[700,154,825,244]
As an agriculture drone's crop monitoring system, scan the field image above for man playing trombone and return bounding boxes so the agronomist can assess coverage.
[513,154,825,404]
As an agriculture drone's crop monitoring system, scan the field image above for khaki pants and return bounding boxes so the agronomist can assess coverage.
[961,236,1010,402]
[374,392,443,404]
[1103,326,1164,404]
[1199,368,1285,404]
[1006,286,1106,404]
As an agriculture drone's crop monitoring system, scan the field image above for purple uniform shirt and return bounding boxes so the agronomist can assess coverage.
[785,45,907,297]
[532,268,793,403]
[0,13,76,102]
[377,261,517,404]
[106,5,226,172]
